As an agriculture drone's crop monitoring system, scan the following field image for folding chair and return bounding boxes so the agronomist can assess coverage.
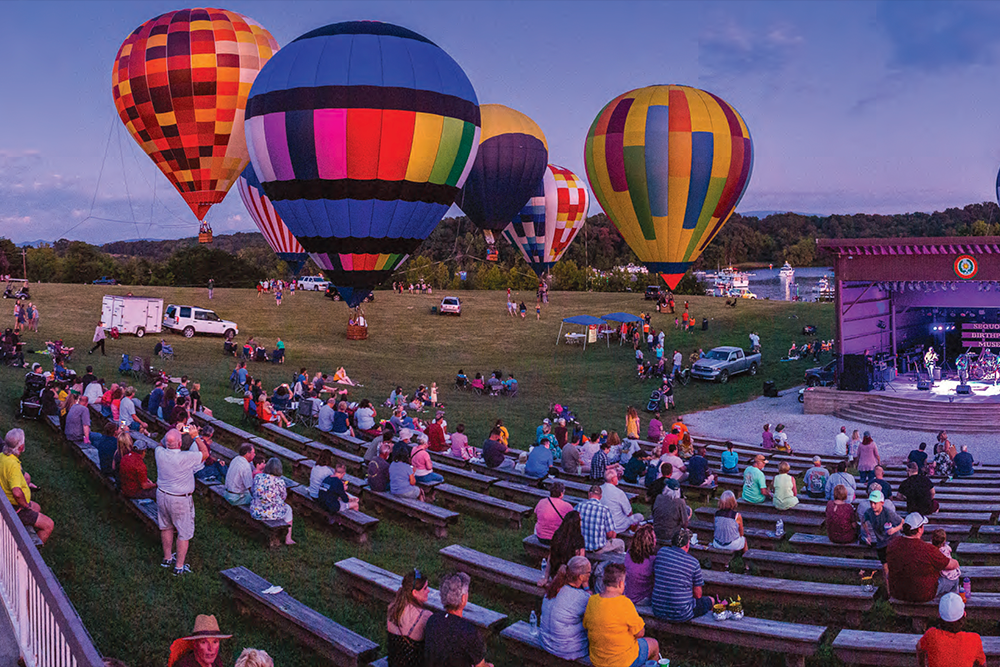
[296,399,317,428]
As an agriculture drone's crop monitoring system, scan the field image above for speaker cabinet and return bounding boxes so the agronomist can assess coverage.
[840,355,871,392]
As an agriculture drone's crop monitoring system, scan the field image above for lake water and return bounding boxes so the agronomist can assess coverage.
[703,266,835,301]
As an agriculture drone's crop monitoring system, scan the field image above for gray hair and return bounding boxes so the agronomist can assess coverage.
[438,571,471,611]
[264,457,283,477]
[604,469,617,484]
[125,386,136,397]
[163,429,183,449]
[961,445,969,452]
[234,648,273,667]
[3,429,25,454]
[200,424,214,439]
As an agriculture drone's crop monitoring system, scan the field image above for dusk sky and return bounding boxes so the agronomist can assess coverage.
[3,0,1000,244]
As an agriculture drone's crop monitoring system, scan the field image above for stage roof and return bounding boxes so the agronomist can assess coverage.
[819,237,1000,257]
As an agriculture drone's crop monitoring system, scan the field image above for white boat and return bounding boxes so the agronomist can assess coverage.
[779,262,795,280]
[714,267,750,290]
[812,275,835,301]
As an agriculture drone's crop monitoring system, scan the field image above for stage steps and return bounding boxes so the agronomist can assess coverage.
[833,394,1000,434]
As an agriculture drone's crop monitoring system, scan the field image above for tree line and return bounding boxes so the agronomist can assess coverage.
[3,202,998,291]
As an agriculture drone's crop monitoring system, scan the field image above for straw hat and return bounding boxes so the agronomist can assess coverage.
[168,615,231,667]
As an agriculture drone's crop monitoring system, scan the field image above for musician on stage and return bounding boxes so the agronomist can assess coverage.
[924,346,939,379]
[956,351,970,384]
[982,348,998,386]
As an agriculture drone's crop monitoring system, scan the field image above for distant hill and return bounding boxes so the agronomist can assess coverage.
[101,232,269,261]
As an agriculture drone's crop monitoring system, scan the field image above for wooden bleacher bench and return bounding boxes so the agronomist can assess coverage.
[687,518,783,549]
[221,566,379,667]
[492,480,579,507]
[334,558,507,634]
[833,630,1000,666]
[890,592,1000,631]
[285,484,379,544]
[500,621,592,667]
[429,461,497,494]
[249,436,308,473]
[439,544,545,599]
[695,506,824,534]
[260,422,314,448]
[467,459,542,485]
[788,532,965,558]
[362,486,458,538]
[205,484,290,548]
[432,483,531,528]
[979,525,1000,542]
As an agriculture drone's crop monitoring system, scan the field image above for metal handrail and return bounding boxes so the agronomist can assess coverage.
[0,488,103,667]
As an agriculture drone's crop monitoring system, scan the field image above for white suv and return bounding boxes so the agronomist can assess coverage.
[163,304,239,339]
[297,276,330,291]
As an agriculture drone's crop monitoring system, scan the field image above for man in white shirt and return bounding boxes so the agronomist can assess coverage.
[155,427,209,576]
[659,443,687,482]
[834,426,850,459]
[83,380,104,406]
[224,442,255,506]
[600,469,643,533]
[316,398,336,432]
[672,349,683,376]
[119,387,148,434]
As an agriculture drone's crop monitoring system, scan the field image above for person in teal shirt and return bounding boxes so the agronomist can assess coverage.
[720,442,739,475]
[741,454,771,504]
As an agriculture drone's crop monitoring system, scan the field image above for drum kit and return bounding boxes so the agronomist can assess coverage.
[957,349,999,383]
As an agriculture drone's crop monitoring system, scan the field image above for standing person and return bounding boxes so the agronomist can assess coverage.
[423,572,493,667]
[519,302,527,319]
[536,300,542,319]
[584,563,659,667]
[671,349,683,378]
[207,278,214,300]
[834,426,850,459]
[1,429,55,544]
[274,287,282,306]
[857,432,881,485]
[386,568,432,667]
[916,593,986,667]
[155,427,210,576]
[860,490,903,592]
[89,322,106,356]
[849,429,863,462]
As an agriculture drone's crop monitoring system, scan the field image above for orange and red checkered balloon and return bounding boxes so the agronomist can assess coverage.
[112,8,279,222]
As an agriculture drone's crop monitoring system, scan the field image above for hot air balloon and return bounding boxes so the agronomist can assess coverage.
[503,164,590,277]
[584,85,753,289]
[244,21,480,326]
[112,8,279,242]
[455,104,548,253]
[237,165,308,275]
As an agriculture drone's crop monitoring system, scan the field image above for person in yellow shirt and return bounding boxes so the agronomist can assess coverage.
[1,429,54,543]
[495,419,509,447]
[583,562,660,667]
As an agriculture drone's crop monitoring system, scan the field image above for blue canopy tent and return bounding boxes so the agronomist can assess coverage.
[602,312,644,346]
[557,315,605,350]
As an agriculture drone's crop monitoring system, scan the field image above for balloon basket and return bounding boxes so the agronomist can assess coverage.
[346,323,368,340]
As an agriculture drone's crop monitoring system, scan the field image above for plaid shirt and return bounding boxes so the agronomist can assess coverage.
[589,450,609,481]
[577,498,615,551]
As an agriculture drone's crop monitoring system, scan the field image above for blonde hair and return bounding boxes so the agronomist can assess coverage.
[234,649,273,667]
[777,461,790,474]
[717,490,738,511]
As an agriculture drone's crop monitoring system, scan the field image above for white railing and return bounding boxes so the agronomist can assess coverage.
[0,491,103,667]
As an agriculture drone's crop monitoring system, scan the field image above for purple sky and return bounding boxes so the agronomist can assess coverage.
[3,0,1000,244]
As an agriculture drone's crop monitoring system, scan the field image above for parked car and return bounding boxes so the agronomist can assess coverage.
[297,276,330,291]
[92,276,117,285]
[690,346,761,383]
[163,304,238,339]
[324,285,375,302]
[439,296,461,315]
[644,285,665,300]
[804,360,837,387]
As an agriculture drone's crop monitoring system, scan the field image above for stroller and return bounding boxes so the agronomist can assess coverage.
[645,388,663,413]
[17,372,47,420]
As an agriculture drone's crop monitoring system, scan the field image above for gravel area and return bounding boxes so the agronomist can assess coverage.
[683,386,1000,464]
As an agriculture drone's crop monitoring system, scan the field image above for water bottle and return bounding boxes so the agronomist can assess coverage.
[540,558,548,578]
[529,610,538,635]
[775,519,784,537]
[963,577,971,598]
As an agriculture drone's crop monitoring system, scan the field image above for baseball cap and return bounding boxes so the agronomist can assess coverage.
[600,429,608,436]
[904,512,928,530]
[939,592,965,622]
[543,418,550,424]
[868,489,884,503]
[812,456,821,464]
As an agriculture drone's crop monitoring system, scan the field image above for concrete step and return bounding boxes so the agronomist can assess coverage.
[833,407,1000,434]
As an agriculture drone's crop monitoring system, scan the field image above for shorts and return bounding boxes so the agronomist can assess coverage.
[17,506,39,527]
[627,638,650,667]
[393,486,422,500]
[874,546,888,564]
[156,490,195,541]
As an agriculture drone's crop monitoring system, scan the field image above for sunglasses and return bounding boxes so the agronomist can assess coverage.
[413,568,428,586]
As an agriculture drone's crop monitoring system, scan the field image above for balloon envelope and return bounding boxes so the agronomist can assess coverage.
[455,104,549,234]
[244,21,480,307]
[237,165,308,275]
[503,164,589,276]
[584,85,753,289]
[112,8,279,221]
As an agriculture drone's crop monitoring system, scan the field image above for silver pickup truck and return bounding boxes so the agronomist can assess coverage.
[690,346,761,383]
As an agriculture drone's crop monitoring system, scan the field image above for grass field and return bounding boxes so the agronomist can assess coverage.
[0,284,845,667]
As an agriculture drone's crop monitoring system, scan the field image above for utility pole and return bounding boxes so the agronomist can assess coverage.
[21,248,27,281]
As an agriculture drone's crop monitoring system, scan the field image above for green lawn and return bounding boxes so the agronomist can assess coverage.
[1,284,841,667]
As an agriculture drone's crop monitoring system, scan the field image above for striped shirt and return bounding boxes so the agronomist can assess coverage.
[577,498,615,552]
[589,451,609,481]
[651,546,705,622]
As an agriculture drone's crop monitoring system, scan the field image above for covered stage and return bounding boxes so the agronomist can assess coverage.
[818,236,1000,396]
